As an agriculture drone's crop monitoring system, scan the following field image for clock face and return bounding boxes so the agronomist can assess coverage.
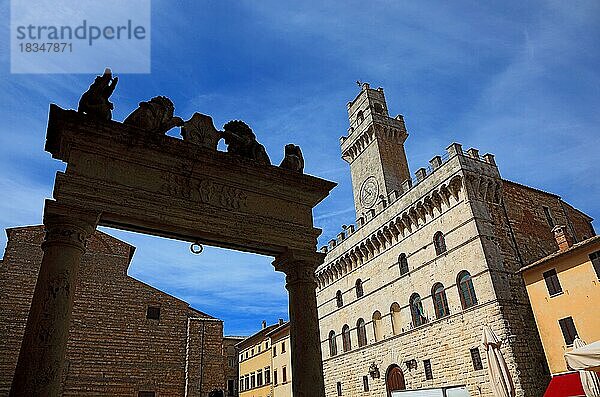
[360,177,379,208]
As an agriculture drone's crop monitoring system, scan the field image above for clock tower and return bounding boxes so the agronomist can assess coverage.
[341,83,410,218]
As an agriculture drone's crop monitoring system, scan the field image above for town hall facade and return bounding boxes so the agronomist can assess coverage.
[315,84,594,396]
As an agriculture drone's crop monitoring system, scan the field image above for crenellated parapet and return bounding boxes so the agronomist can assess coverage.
[315,142,499,289]
[340,115,408,163]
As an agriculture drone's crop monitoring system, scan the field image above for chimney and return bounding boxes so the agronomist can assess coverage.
[278,318,284,325]
[552,225,573,251]
[262,320,267,329]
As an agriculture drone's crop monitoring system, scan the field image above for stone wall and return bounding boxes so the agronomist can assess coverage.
[0,226,224,397]
[223,336,244,396]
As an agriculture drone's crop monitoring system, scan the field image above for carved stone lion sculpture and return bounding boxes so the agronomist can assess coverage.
[181,113,220,150]
[78,68,118,120]
[221,120,271,165]
[124,96,184,134]
[279,143,304,173]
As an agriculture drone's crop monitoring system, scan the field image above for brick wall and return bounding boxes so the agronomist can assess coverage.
[501,181,594,266]
[0,226,224,397]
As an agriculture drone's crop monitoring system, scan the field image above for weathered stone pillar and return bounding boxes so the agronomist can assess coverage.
[10,202,99,397]
[273,250,326,397]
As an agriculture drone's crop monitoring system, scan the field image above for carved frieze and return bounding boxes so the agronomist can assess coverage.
[160,174,248,211]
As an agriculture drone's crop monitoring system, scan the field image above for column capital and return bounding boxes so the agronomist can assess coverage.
[272,249,325,286]
[42,200,100,250]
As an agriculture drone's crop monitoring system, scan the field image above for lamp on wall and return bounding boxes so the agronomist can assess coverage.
[368,362,380,379]
[405,359,417,371]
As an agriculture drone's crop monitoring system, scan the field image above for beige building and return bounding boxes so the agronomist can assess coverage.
[315,84,595,397]
[267,323,292,397]
[238,322,277,397]
[237,321,292,397]
[520,226,600,376]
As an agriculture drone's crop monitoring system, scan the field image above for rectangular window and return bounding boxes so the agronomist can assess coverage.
[282,366,287,383]
[251,348,254,355]
[245,375,249,390]
[274,369,278,385]
[138,392,155,397]
[228,379,234,396]
[251,373,256,389]
[362,375,369,391]
[590,250,600,279]
[265,367,271,384]
[559,317,578,346]
[239,378,244,392]
[258,345,261,353]
[146,306,160,320]
[543,269,563,296]
[424,359,433,380]
[282,341,286,353]
[543,206,555,227]
[257,369,263,386]
[337,381,342,396]
[273,345,277,356]
[470,348,483,370]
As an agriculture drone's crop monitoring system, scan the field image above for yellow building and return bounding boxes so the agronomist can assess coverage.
[521,225,600,376]
[267,322,292,397]
[238,322,278,397]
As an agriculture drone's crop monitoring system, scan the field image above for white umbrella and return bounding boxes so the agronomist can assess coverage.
[566,339,600,372]
[482,325,515,397]
[570,337,600,397]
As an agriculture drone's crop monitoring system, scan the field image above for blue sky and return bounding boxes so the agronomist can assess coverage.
[1,1,599,336]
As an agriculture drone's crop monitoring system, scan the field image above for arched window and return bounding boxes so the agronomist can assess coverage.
[433,231,447,255]
[356,318,367,347]
[357,110,364,123]
[458,271,477,309]
[336,290,343,308]
[410,293,426,327]
[398,253,409,275]
[355,279,364,298]
[390,302,401,335]
[342,324,352,352]
[328,330,337,357]
[432,283,450,318]
[372,311,383,342]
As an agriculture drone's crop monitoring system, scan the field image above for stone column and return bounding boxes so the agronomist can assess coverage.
[10,202,99,397]
[273,250,326,397]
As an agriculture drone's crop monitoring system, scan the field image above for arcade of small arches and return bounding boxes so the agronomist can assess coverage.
[316,175,464,289]
[326,270,478,358]
[342,122,407,162]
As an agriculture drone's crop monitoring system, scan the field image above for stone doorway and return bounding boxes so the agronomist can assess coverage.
[386,364,406,396]
[9,76,335,397]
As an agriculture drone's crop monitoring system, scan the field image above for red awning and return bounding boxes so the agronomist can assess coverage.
[543,372,586,397]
